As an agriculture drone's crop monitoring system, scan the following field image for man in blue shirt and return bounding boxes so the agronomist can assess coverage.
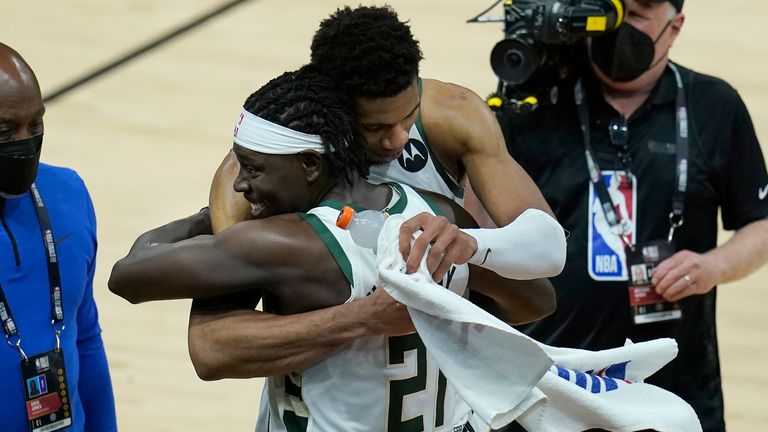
[0,43,116,432]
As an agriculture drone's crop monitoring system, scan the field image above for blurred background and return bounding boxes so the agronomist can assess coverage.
[3,0,766,430]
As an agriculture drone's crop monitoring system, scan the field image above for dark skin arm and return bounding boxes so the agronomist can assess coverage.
[188,287,412,380]
[113,192,553,380]
[109,207,414,378]
[400,79,556,280]
[109,209,341,309]
[187,190,553,380]
[188,271,553,381]
[109,208,212,303]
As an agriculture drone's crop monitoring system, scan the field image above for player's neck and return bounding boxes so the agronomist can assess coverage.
[324,175,392,210]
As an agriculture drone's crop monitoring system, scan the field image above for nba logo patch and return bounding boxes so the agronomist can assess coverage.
[588,171,637,281]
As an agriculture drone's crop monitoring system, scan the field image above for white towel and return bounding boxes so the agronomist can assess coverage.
[377,215,551,429]
[517,340,702,432]
[376,215,702,432]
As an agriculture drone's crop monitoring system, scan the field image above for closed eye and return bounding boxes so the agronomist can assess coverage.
[30,120,44,136]
[245,166,261,177]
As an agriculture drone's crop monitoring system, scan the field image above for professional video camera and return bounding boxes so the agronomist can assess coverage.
[469,0,625,111]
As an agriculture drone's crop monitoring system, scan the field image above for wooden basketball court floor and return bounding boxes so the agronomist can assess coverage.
[3,1,766,430]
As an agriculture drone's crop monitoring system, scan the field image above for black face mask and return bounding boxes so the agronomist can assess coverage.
[0,134,43,197]
[590,21,672,83]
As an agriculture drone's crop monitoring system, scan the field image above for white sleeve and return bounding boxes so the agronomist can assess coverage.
[461,208,566,280]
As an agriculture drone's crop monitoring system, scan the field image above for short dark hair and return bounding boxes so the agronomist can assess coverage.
[243,65,369,186]
[310,5,423,99]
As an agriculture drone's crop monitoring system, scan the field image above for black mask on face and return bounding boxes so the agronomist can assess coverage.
[0,134,43,197]
[590,20,672,83]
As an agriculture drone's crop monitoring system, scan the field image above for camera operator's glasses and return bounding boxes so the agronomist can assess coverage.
[609,116,633,187]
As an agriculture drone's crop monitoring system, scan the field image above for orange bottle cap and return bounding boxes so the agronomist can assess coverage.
[336,206,355,229]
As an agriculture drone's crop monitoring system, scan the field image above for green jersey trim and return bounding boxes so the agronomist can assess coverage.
[387,183,408,214]
[282,375,309,432]
[316,183,409,215]
[415,192,444,217]
[282,411,308,432]
[414,78,464,199]
[297,212,354,286]
[423,140,464,199]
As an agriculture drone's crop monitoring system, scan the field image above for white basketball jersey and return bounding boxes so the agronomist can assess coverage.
[257,183,472,432]
[368,80,465,205]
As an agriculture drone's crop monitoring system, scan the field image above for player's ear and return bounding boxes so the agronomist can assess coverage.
[298,150,325,182]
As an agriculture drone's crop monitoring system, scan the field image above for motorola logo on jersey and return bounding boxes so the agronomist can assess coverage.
[397,139,429,173]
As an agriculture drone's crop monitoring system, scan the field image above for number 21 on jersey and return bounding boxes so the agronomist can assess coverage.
[386,333,450,432]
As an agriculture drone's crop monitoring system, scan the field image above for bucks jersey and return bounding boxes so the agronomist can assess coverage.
[368,79,465,205]
[257,183,472,432]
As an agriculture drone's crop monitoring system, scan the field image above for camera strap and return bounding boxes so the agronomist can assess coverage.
[574,62,689,249]
[0,183,65,361]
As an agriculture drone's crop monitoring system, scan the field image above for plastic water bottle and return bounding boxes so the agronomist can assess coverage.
[336,205,386,250]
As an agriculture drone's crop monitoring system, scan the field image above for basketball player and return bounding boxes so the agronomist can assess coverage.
[109,67,556,430]
[193,6,568,389]
[209,5,565,282]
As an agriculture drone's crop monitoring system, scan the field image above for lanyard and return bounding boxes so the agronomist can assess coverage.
[0,183,64,360]
[575,63,689,249]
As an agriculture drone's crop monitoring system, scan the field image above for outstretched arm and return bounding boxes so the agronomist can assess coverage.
[108,209,307,303]
[421,79,553,223]
[400,80,564,281]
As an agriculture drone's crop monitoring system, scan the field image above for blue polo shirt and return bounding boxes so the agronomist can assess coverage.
[0,164,116,432]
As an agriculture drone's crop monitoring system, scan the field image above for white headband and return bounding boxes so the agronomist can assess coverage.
[232,109,328,154]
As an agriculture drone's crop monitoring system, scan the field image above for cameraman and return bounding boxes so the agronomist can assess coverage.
[500,1,768,430]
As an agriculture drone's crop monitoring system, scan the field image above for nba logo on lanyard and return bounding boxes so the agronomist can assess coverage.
[588,171,637,281]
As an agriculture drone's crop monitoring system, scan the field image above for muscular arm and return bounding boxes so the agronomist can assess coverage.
[399,80,565,280]
[187,190,554,380]
[468,275,555,325]
[421,79,553,222]
[188,274,552,381]
[188,288,413,380]
[108,210,313,304]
